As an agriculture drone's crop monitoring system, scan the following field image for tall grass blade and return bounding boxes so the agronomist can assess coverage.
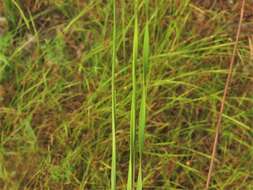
[111,0,117,189]
[127,0,139,189]
[137,1,149,189]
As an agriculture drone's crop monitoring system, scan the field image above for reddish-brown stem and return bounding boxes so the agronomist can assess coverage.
[205,0,246,189]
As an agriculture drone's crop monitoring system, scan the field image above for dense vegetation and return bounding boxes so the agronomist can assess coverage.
[0,0,252,189]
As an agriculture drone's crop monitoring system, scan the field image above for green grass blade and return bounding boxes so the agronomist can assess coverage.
[137,21,149,190]
[137,164,143,190]
[127,1,139,189]
[137,1,149,189]
[11,0,30,30]
[64,2,97,33]
[143,24,150,84]
[111,0,117,189]
[136,87,146,190]
[0,54,9,82]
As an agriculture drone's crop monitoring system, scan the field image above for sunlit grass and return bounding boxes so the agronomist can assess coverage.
[0,0,252,189]
[127,0,139,189]
[137,0,149,189]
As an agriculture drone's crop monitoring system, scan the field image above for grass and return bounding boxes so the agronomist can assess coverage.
[137,0,149,189]
[111,0,117,189]
[0,0,253,189]
[205,1,246,189]
[127,0,138,189]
